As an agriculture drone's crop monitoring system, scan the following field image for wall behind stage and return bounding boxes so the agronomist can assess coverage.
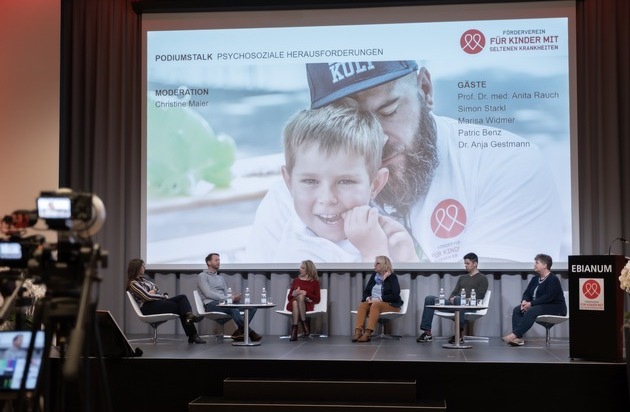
[0,0,60,218]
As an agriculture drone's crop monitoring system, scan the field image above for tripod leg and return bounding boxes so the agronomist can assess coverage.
[90,309,114,412]
[16,298,51,412]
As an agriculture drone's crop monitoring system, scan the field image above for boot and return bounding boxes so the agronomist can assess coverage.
[290,325,298,341]
[186,312,204,323]
[188,334,206,344]
[231,327,244,341]
[300,319,310,337]
[351,328,363,342]
[249,329,262,342]
[358,329,373,342]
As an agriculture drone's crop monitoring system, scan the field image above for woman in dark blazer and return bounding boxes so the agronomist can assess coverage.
[503,253,567,346]
[351,255,403,343]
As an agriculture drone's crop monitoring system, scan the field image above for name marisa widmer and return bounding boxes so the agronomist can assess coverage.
[458,140,531,149]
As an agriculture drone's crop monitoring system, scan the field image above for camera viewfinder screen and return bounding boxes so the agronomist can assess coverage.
[0,243,21,260]
[37,197,71,219]
[0,331,45,391]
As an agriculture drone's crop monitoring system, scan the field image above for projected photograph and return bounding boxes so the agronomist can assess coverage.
[144,16,573,267]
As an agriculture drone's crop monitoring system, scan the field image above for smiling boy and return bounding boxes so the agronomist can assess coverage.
[274,98,418,262]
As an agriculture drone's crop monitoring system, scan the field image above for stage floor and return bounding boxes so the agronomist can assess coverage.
[128,333,579,364]
[70,333,629,412]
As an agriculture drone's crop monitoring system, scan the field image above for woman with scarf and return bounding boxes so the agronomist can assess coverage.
[351,255,403,342]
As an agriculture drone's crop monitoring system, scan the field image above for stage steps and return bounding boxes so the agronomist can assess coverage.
[189,378,446,411]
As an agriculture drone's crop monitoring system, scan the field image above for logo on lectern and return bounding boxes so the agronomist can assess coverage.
[578,278,604,311]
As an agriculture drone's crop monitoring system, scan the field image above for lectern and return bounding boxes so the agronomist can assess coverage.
[568,255,625,362]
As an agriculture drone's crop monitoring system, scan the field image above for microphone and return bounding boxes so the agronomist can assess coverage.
[608,237,629,255]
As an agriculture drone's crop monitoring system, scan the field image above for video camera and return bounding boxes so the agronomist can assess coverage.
[0,190,110,396]
[0,189,107,282]
[36,191,93,230]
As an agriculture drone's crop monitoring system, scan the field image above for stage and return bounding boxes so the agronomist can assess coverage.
[56,333,629,412]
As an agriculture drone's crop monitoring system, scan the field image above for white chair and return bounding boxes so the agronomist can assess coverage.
[351,289,410,340]
[193,290,233,339]
[435,290,492,341]
[126,291,180,344]
[535,290,570,346]
[276,289,328,338]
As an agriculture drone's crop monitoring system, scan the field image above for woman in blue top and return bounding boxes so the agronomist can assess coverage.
[503,253,567,346]
[352,255,403,342]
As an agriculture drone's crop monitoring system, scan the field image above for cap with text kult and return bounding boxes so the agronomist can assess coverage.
[306,61,419,109]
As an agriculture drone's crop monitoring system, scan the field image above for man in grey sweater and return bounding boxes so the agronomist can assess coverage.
[197,253,261,341]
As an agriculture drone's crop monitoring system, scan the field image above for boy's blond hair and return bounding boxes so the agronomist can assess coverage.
[283,98,386,179]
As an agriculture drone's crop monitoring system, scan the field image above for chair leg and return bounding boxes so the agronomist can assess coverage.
[461,321,489,341]
[538,322,569,346]
[280,316,328,339]
[127,331,160,343]
[199,320,230,340]
[217,321,227,339]
[128,322,179,344]
[307,315,328,338]
[279,319,293,339]
[221,320,237,339]
[545,327,551,347]
[372,320,401,340]
[149,323,182,343]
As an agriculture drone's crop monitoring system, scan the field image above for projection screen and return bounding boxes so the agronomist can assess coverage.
[141,1,577,270]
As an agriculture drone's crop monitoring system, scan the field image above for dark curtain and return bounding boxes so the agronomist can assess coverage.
[576,0,630,252]
[60,0,630,327]
[61,0,141,322]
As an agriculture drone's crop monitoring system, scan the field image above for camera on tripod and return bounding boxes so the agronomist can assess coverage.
[0,190,109,405]
[0,189,107,284]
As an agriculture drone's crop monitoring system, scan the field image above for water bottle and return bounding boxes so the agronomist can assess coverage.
[226,287,233,304]
[244,287,251,304]
[460,288,467,306]
[261,287,267,304]
[438,287,445,306]
[470,289,477,306]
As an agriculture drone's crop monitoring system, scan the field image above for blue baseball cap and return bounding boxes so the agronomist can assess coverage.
[307,60,418,109]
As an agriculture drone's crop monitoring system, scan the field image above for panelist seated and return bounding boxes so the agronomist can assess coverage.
[126,258,206,344]
[502,253,567,346]
[416,252,488,344]
[285,259,321,341]
[197,252,261,342]
[352,255,403,343]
